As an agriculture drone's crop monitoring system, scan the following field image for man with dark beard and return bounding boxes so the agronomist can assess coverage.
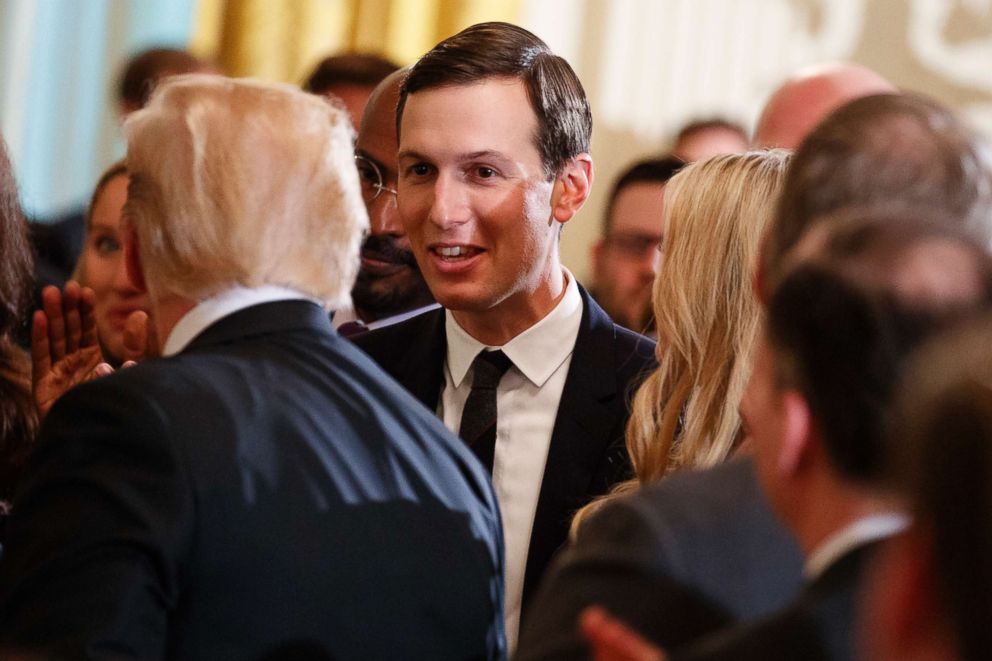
[335,68,437,334]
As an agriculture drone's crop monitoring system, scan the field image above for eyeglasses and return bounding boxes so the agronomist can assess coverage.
[604,232,663,257]
[354,154,398,202]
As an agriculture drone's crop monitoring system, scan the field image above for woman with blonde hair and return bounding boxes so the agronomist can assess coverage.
[575,149,790,524]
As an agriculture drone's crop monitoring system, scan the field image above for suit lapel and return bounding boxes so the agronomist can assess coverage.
[391,309,448,411]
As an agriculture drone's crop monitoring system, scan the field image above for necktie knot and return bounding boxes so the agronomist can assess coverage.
[470,350,513,389]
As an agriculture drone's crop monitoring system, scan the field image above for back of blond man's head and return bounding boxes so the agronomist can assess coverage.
[123,74,367,308]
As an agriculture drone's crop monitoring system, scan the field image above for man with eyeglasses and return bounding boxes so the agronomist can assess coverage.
[335,68,437,334]
[589,156,683,334]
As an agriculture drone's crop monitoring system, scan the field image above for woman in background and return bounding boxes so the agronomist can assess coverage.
[73,161,149,366]
[31,161,151,420]
[574,149,790,526]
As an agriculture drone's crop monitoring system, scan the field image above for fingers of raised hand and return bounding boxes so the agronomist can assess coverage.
[41,285,67,360]
[79,286,99,347]
[62,281,83,353]
[31,309,51,378]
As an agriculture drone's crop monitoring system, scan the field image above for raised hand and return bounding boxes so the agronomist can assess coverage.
[31,282,112,419]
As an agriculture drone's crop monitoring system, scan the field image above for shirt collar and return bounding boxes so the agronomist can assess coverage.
[445,269,583,388]
[163,284,321,357]
[804,511,911,580]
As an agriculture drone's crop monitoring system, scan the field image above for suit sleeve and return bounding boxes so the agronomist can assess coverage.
[0,377,194,660]
[515,496,733,661]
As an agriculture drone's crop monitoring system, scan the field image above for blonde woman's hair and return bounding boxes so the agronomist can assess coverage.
[573,149,790,532]
[122,74,368,307]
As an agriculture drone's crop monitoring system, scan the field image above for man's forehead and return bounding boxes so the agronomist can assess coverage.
[398,79,542,161]
[401,78,535,124]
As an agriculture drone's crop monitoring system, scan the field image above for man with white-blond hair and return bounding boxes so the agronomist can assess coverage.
[0,75,505,660]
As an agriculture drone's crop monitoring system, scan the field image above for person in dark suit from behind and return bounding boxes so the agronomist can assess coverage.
[0,74,505,660]
[353,22,655,650]
[861,316,992,661]
[582,213,992,661]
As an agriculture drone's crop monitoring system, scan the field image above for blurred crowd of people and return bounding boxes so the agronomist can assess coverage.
[0,20,990,661]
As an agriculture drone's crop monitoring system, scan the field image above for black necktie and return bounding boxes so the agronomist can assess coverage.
[459,350,513,473]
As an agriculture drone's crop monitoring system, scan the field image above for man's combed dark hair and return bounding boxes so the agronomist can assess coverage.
[397,22,592,179]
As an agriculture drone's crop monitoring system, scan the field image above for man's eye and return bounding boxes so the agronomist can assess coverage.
[356,164,378,183]
[476,166,496,179]
[410,163,432,177]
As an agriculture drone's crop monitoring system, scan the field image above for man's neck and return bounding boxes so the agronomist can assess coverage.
[152,294,196,354]
[788,468,905,561]
[451,266,567,346]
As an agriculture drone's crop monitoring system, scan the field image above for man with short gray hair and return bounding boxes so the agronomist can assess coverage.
[0,75,505,660]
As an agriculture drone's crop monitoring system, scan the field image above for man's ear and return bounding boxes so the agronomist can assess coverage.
[124,226,148,294]
[552,154,594,224]
[777,390,813,476]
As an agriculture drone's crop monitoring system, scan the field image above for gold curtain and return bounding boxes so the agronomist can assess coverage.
[190,0,522,84]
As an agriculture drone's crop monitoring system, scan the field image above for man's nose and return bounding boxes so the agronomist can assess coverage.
[368,187,402,236]
[428,173,471,229]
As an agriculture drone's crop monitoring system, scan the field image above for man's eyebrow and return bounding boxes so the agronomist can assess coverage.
[461,150,512,163]
[397,149,429,162]
[355,149,386,169]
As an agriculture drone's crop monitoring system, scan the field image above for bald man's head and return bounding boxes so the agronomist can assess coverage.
[754,63,895,149]
[352,68,434,323]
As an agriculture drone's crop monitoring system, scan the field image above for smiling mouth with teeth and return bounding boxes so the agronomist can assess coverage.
[433,245,481,260]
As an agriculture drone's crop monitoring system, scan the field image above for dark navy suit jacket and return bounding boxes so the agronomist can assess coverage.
[353,285,656,612]
[517,458,804,660]
[0,300,505,660]
[672,541,877,661]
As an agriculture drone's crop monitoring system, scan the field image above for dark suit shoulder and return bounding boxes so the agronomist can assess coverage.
[0,313,505,660]
[672,546,874,661]
[517,460,804,661]
[349,308,447,411]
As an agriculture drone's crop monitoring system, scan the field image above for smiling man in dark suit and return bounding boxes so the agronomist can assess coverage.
[353,22,655,650]
[0,75,505,660]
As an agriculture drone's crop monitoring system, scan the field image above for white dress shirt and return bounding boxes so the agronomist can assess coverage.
[804,511,911,580]
[440,270,583,652]
[162,285,319,357]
